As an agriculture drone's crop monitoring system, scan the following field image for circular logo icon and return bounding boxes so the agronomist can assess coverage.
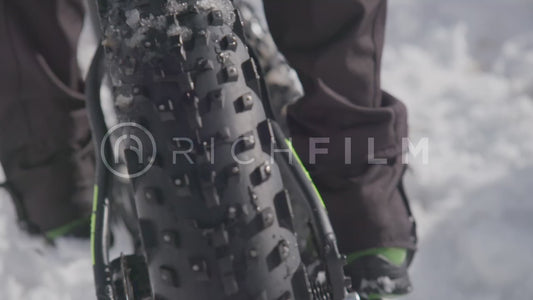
[101,122,157,179]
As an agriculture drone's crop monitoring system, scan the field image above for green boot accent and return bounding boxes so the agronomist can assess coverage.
[347,247,407,267]
[345,247,412,300]
[45,216,91,240]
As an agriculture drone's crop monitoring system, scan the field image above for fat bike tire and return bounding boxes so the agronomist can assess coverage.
[97,0,307,299]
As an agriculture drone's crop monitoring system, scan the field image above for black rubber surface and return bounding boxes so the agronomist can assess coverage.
[97,1,305,299]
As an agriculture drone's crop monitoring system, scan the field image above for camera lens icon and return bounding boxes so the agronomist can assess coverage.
[101,122,157,179]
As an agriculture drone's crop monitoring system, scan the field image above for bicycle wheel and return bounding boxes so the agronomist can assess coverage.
[97,0,306,299]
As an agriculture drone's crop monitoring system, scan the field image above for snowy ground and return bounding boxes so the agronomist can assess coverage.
[1,0,533,299]
[384,1,533,299]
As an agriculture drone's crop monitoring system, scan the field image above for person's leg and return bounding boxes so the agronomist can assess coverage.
[0,0,93,236]
[263,0,416,295]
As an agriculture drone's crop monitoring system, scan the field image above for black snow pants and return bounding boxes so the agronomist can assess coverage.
[0,0,416,253]
[0,0,93,233]
[264,0,416,253]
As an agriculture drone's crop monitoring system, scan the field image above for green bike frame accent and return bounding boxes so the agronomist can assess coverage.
[90,185,99,265]
[285,139,326,208]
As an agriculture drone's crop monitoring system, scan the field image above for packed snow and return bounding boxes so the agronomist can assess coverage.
[1,0,532,299]
[385,1,533,299]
